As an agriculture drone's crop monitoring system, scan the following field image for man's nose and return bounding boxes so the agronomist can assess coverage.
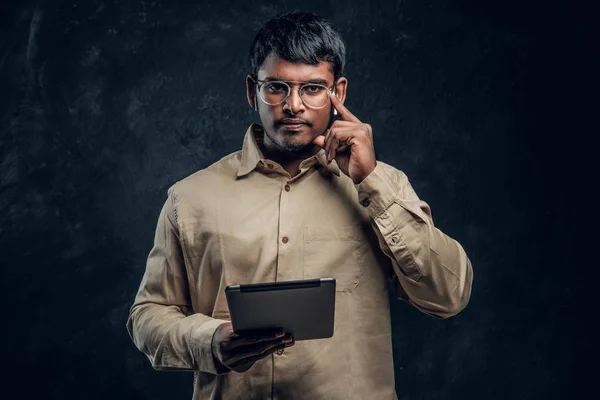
[284,87,305,113]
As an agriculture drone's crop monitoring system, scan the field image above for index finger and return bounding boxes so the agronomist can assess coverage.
[329,92,361,123]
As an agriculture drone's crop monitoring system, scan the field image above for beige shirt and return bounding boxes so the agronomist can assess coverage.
[126,123,473,400]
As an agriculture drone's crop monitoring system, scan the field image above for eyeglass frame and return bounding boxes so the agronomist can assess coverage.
[250,76,336,109]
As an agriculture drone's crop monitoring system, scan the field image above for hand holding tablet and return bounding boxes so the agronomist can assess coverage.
[211,322,295,373]
[212,278,335,373]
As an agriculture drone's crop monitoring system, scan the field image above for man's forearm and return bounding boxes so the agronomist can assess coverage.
[355,162,473,318]
[389,221,473,318]
[126,302,230,373]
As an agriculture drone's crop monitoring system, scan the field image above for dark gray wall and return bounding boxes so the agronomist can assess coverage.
[1,0,594,399]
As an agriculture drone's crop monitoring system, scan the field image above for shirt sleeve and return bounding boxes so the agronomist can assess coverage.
[126,186,231,374]
[354,162,473,319]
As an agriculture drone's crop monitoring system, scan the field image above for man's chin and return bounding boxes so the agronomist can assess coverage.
[270,128,305,146]
[278,140,313,154]
[276,136,317,154]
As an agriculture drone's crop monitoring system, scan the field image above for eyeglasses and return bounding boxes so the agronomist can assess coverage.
[253,78,335,109]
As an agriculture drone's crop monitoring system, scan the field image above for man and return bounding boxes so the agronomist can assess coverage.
[126,11,473,400]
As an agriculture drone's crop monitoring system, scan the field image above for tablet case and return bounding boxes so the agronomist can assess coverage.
[225,278,336,340]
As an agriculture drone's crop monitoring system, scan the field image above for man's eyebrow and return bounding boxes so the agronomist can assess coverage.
[262,77,329,85]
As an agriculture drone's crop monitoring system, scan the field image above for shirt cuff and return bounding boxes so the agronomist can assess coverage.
[354,162,397,218]
[191,317,231,375]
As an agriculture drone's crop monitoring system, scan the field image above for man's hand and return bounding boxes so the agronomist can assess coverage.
[312,92,377,184]
[211,322,295,373]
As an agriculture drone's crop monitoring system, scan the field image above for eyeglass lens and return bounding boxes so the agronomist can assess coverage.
[259,82,330,108]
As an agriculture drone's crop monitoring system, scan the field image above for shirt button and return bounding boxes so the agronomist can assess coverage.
[361,198,370,207]
[282,236,289,244]
[284,184,291,192]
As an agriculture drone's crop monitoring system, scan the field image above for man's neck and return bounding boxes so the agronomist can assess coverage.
[258,140,321,178]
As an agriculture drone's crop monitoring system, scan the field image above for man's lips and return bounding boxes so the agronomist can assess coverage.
[282,123,305,129]
[278,120,310,129]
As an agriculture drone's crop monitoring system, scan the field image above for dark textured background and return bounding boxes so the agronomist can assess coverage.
[1,0,596,399]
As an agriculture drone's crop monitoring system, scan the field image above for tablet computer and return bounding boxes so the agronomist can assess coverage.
[225,278,336,341]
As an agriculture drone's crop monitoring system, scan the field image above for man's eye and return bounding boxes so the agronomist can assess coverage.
[303,85,324,94]
[267,83,288,93]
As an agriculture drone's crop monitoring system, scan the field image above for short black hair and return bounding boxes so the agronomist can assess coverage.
[249,11,346,82]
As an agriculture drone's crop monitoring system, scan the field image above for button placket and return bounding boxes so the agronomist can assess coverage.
[276,175,292,283]
[280,183,290,246]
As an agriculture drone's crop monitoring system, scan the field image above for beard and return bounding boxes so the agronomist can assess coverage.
[264,127,316,156]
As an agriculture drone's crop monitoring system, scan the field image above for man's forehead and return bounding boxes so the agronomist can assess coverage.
[258,52,334,82]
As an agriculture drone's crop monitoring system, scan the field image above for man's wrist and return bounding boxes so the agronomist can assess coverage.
[190,318,232,375]
[352,162,377,185]
[354,162,396,217]
[211,350,231,374]
[211,327,232,374]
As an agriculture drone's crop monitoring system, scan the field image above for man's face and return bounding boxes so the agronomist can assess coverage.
[246,52,346,156]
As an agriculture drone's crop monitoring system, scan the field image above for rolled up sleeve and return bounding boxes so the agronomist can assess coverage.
[355,162,473,319]
[126,186,230,374]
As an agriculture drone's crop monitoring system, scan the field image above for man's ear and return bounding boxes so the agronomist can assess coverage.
[331,77,348,116]
[246,75,257,111]
[334,77,348,104]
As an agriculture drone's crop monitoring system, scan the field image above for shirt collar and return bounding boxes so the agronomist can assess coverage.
[237,123,340,178]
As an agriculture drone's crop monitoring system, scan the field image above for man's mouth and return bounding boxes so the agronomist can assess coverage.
[282,123,305,129]
[279,120,309,130]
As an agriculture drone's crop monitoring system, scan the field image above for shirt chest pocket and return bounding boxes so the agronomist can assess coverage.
[302,225,366,293]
